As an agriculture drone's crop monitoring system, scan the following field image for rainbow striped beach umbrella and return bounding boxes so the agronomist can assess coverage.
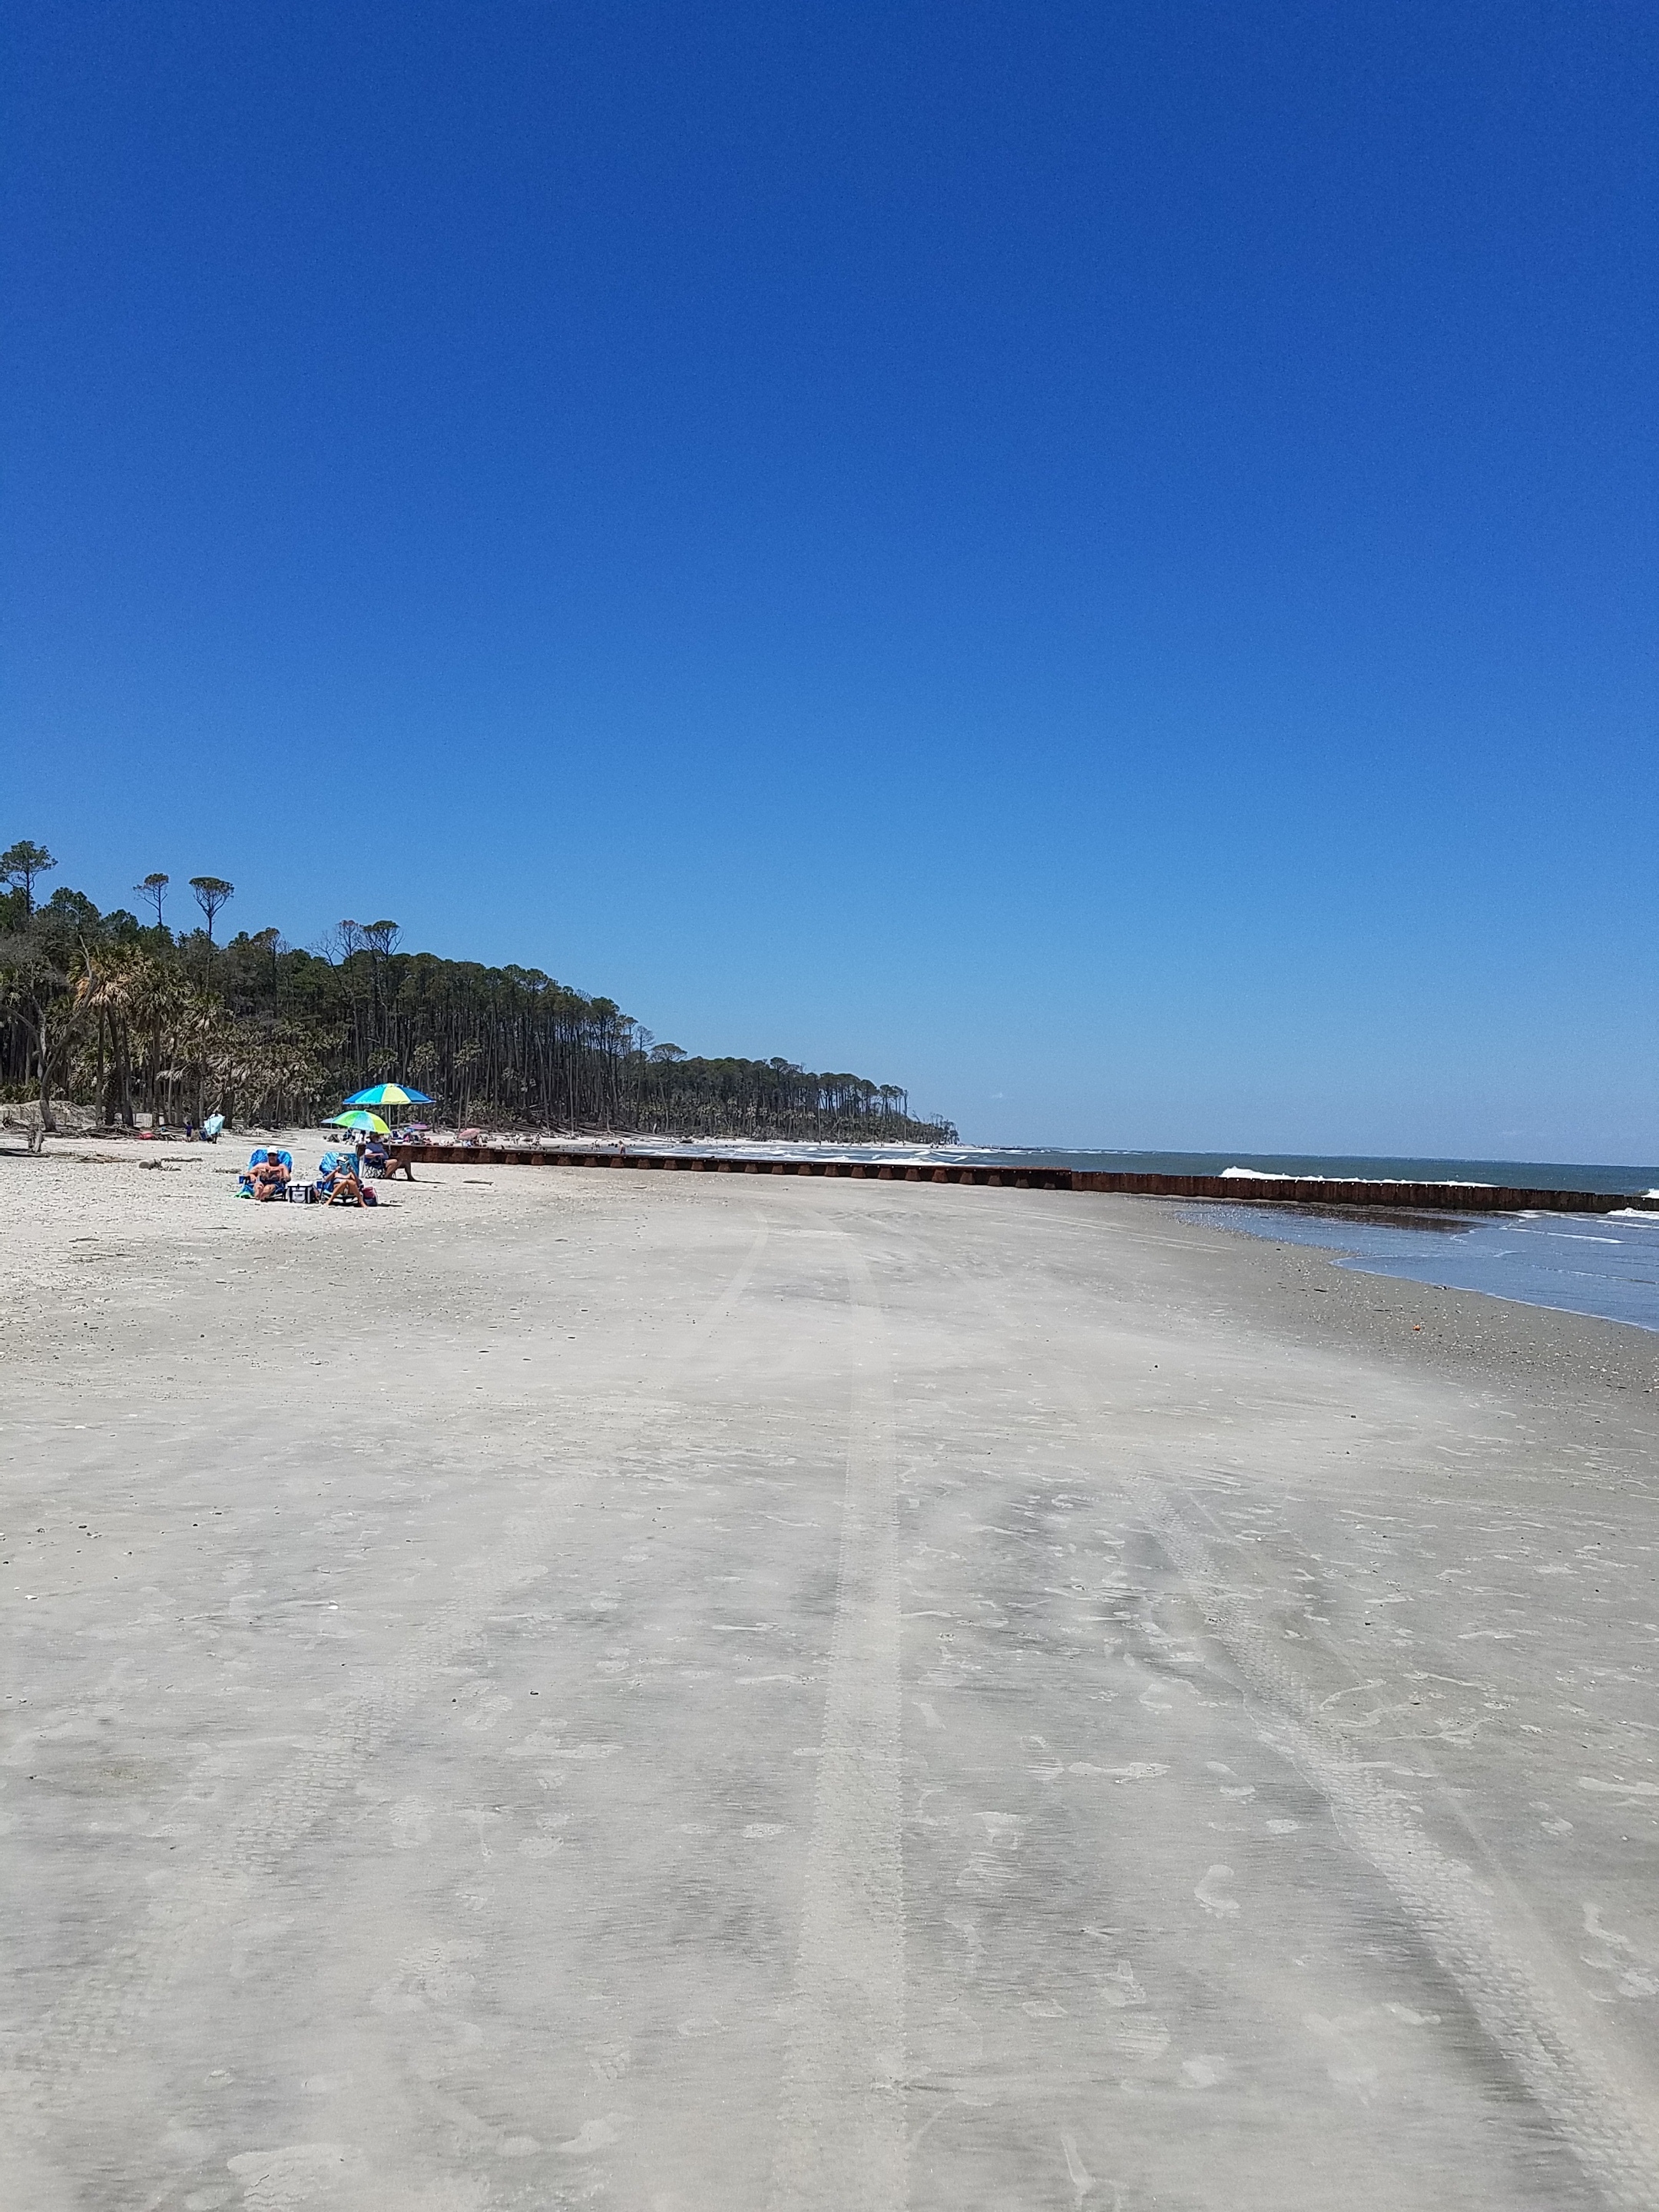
[344,1083,432,1108]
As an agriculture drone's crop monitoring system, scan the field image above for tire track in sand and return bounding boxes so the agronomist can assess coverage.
[3,1216,773,2145]
[768,1233,906,2212]
[1128,1475,1659,2212]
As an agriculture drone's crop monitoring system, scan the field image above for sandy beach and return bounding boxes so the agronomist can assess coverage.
[5,1136,1658,2211]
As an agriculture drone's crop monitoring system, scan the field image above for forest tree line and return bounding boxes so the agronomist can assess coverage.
[0,842,957,1144]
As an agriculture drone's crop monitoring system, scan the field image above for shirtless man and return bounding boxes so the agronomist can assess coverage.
[251,1153,290,1201]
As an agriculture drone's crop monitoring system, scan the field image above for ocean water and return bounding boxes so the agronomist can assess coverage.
[960,1145,1659,1333]
[1190,1203,1659,1333]
[988,1148,1659,1330]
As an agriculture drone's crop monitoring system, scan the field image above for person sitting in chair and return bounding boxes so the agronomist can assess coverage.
[251,1152,290,1201]
[361,1135,389,1178]
[323,1160,377,1207]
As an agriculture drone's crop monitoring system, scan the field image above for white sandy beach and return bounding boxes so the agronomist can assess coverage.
[4,1134,1658,2210]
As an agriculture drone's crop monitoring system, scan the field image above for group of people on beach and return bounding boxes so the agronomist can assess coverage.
[246,1152,373,1204]
[244,1133,414,1205]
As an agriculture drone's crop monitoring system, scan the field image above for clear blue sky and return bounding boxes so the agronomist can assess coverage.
[5,3,1655,1158]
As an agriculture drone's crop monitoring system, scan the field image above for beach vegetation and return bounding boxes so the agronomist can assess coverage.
[0,844,956,1142]
[134,873,170,929]
[0,840,56,919]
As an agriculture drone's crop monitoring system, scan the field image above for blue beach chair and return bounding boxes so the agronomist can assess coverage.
[313,1147,359,1200]
[237,1146,294,1197]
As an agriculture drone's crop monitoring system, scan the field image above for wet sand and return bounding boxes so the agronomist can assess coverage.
[4,1139,1658,2210]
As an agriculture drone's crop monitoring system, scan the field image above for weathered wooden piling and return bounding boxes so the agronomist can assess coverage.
[385,1143,1658,1216]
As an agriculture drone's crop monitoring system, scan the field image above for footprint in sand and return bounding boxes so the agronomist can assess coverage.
[558,2114,621,2155]
[1194,1865,1240,1917]
[225,2142,359,2207]
[1060,2131,1094,2195]
[1108,2016,1171,2064]
[1181,2055,1227,2088]
[387,1798,431,1849]
[1098,1962,1147,2010]
[957,1852,1013,1896]
[369,1940,478,2015]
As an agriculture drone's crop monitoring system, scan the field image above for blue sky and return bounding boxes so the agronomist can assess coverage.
[5,3,1655,1157]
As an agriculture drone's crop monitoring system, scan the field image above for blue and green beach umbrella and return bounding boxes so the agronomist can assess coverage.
[327,1109,392,1134]
[345,1082,432,1108]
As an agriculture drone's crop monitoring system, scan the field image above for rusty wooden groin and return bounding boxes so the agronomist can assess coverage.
[388,1144,1659,1217]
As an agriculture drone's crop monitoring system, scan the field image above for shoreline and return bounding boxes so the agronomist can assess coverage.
[12,1128,1659,1343]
